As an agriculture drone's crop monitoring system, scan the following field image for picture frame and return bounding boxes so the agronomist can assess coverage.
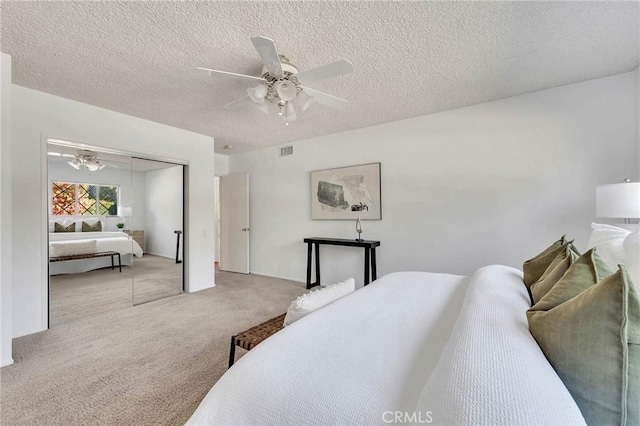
[310,162,381,220]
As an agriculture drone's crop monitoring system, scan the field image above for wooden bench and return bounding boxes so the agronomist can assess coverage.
[49,251,122,272]
[229,313,286,368]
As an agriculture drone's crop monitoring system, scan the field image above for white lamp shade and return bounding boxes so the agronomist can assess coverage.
[596,183,640,219]
[117,206,133,217]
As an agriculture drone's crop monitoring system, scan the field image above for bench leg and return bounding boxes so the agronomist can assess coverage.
[111,255,114,270]
[229,336,237,368]
[117,253,122,272]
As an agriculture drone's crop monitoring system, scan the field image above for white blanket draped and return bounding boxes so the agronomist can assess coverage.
[187,266,585,426]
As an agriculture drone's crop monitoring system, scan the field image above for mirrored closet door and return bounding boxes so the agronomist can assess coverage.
[47,142,134,326]
[131,158,184,305]
[47,141,185,327]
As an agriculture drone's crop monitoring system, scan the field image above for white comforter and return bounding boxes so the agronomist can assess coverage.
[49,232,143,258]
[187,266,586,426]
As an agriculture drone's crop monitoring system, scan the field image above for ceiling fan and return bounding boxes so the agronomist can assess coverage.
[197,36,354,124]
[64,150,124,172]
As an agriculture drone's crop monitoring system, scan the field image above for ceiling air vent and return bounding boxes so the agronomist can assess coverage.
[280,145,294,157]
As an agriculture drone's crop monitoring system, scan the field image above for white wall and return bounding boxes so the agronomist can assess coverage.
[11,86,215,338]
[215,153,229,176]
[230,72,639,286]
[145,166,183,258]
[0,53,13,366]
[47,161,147,231]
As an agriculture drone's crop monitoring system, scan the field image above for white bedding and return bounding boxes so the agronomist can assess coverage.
[49,232,143,275]
[49,231,131,242]
[188,271,470,425]
[187,266,586,426]
[49,232,143,258]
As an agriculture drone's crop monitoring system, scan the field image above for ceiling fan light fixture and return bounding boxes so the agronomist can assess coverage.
[68,159,81,170]
[247,84,268,104]
[276,80,297,102]
[197,36,352,125]
[85,162,100,172]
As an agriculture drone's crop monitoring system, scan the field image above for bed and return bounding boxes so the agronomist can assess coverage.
[188,224,640,426]
[49,231,143,275]
[187,265,586,426]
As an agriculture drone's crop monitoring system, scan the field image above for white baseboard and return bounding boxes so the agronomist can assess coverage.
[144,251,175,260]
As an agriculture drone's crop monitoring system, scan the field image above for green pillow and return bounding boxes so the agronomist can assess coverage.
[529,242,580,304]
[82,221,102,232]
[531,248,613,312]
[527,267,640,426]
[54,222,75,233]
[523,235,566,287]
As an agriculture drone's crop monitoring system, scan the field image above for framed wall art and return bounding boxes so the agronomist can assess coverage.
[310,162,381,220]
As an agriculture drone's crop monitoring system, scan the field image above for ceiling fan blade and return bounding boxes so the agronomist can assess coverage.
[251,36,283,76]
[300,86,348,110]
[296,60,354,84]
[223,95,252,110]
[196,67,266,83]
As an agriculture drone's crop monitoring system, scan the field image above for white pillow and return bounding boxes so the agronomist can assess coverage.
[283,278,355,326]
[50,240,97,257]
[587,222,630,270]
[623,230,639,292]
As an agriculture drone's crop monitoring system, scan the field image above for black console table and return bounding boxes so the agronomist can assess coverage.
[303,237,381,289]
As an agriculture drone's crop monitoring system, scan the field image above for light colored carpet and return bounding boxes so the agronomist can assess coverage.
[50,255,183,327]
[1,270,306,426]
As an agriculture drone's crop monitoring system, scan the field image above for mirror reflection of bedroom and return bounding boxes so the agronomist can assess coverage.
[47,141,184,327]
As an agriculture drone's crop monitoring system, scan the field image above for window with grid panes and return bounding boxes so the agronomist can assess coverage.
[51,182,119,216]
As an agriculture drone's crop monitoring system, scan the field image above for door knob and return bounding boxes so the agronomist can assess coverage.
[242,228,250,231]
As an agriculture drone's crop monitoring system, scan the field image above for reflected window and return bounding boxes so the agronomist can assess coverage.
[51,182,119,216]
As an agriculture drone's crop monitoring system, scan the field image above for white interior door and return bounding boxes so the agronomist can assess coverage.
[220,173,249,274]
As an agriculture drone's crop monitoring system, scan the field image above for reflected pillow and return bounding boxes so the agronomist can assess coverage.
[50,240,97,257]
[54,222,76,233]
[522,235,566,287]
[527,267,639,426]
[82,221,102,232]
[283,278,355,326]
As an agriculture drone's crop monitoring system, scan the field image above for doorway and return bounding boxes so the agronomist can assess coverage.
[217,173,250,274]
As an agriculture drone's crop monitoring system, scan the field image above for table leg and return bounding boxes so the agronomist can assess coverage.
[371,247,377,281]
[306,243,312,289]
[314,243,321,286]
[364,247,370,285]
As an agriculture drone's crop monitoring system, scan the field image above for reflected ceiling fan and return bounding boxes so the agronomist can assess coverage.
[197,36,354,124]
[64,150,123,172]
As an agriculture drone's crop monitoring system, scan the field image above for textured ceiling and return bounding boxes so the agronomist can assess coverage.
[2,1,639,154]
